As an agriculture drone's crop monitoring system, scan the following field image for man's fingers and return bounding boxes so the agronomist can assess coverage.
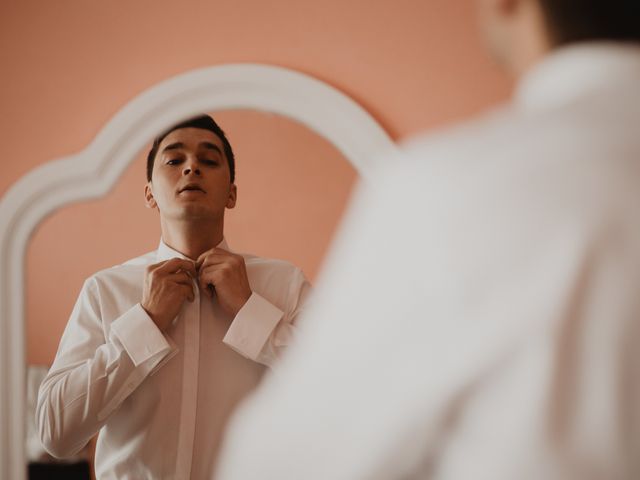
[156,258,197,275]
[196,247,231,262]
[198,269,223,297]
[174,277,193,288]
[198,259,228,274]
[197,256,225,272]
[198,264,227,282]
[196,248,235,268]
[198,274,211,297]
[149,252,235,275]
[167,271,194,283]
[198,255,243,274]
[175,282,195,302]
[198,281,215,298]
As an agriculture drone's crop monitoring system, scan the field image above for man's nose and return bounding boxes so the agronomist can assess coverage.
[182,159,201,176]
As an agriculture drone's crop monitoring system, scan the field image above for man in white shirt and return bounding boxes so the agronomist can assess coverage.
[36,115,311,479]
[215,1,640,479]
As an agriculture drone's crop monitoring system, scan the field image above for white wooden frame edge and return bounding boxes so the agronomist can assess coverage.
[0,63,397,480]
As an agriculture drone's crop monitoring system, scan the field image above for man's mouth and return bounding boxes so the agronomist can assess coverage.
[178,184,206,194]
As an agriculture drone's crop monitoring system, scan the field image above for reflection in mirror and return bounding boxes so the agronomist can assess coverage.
[26,110,357,477]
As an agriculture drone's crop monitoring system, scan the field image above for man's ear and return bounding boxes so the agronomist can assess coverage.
[144,183,157,209]
[226,184,237,209]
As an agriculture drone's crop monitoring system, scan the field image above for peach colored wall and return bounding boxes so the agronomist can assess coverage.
[0,0,511,366]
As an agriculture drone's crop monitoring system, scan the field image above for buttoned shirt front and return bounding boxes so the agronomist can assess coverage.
[216,43,640,480]
[37,238,310,479]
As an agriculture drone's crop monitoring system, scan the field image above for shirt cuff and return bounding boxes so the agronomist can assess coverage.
[109,303,172,367]
[223,292,284,361]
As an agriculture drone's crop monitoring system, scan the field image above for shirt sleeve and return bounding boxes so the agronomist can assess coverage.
[35,277,176,459]
[223,268,312,367]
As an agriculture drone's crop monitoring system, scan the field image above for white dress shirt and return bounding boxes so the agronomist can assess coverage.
[216,43,640,480]
[36,238,310,479]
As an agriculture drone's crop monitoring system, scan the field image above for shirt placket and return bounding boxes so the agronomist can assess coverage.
[175,277,200,479]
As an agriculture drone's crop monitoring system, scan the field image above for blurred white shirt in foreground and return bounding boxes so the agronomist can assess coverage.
[216,43,640,480]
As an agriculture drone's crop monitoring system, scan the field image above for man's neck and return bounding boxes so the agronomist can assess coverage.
[160,218,224,260]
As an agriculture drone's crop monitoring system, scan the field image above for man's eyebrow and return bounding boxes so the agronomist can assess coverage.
[200,142,223,155]
[161,142,184,153]
[161,141,222,155]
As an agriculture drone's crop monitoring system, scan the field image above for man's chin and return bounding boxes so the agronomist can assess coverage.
[166,207,221,222]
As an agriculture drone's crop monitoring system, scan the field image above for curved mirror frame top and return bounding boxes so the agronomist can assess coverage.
[0,63,397,479]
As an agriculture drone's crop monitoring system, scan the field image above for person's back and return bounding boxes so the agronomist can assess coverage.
[215,2,640,479]
[355,42,640,479]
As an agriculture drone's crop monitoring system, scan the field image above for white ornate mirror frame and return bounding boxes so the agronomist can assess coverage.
[0,63,397,479]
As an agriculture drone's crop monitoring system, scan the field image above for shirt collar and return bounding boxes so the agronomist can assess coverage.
[514,41,640,112]
[156,237,230,262]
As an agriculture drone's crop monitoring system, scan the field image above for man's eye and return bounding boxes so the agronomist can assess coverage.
[166,158,182,165]
[202,159,219,166]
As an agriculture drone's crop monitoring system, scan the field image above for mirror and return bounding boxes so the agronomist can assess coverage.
[0,63,397,479]
[26,109,358,476]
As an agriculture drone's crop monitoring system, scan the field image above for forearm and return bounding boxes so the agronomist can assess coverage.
[36,341,132,457]
[36,305,174,458]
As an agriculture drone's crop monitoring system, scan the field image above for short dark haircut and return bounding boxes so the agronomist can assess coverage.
[538,0,640,45]
[146,114,235,183]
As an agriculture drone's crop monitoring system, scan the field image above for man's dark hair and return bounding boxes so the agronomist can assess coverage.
[146,114,235,183]
[538,0,640,46]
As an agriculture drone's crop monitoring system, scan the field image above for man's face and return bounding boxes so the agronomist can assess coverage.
[144,127,236,222]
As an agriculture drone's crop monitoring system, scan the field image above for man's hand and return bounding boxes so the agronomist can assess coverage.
[141,258,197,331]
[196,248,252,317]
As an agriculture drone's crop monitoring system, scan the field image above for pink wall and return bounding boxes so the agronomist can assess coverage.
[0,0,511,365]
